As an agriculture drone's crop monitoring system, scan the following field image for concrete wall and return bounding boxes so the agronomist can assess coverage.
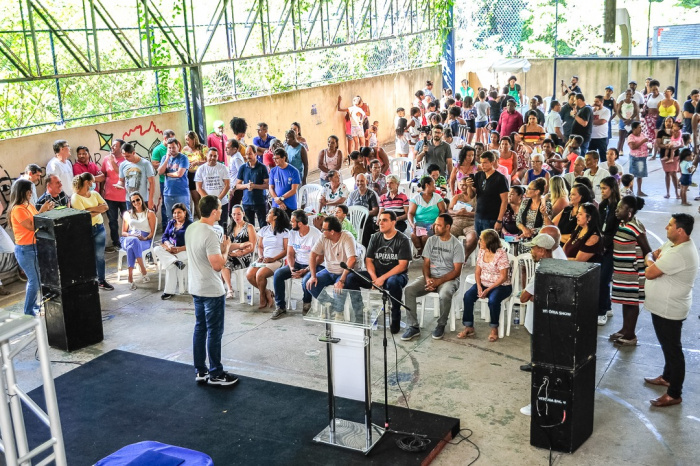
[0,65,441,199]
[458,58,699,103]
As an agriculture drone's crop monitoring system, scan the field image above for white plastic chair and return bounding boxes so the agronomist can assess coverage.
[417,270,465,332]
[347,206,369,243]
[157,256,188,294]
[508,253,536,329]
[390,157,413,183]
[117,214,158,281]
[298,184,323,213]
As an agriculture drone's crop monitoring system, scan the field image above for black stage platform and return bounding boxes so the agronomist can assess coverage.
[23,350,460,465]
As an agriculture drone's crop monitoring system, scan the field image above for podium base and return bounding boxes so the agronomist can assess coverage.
[313,418,385,455]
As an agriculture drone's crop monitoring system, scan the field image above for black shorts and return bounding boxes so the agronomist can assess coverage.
[466,120,476,134]
[187,171,197,191]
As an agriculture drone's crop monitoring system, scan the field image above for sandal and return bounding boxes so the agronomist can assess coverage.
[226,290,234,299]
[457,327,475,339]
[488,328,498,342]
[608,332,623,341]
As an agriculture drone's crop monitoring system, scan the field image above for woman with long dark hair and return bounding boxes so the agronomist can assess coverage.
[153,203,192,300]
[516,178,551,241]
[9,179,54,314]
[222,205,257,299]
[597,176,621,325]
[246,208,291,309]
[552,184,594,244]
[610,196,651,346]
[448,145,478,195]
[121,191,157,289]
[563,202,603,263]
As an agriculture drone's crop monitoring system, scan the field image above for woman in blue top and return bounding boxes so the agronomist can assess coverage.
[408,176,446,257]
[154,203,192,300]
[284,129,309,185]
[521,153,550,186]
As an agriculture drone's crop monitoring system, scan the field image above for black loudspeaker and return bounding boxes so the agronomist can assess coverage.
[35,208,96,288]
[532,259,600,370]
[530,357,596,453]
[42,282,103,352]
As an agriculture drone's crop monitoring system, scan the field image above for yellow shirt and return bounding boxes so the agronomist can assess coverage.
[71,191,106,226]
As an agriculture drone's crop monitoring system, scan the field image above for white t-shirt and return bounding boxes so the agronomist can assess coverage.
[185,221,226,297]
[645,239,699,320]
[617,91,645,107]
[448,138,464,161]
[591,107,611,139]
[194,163,230,205]
[348,105,366,127]
[288,226,322,266]
[46,158,74,196]
[583,167,611,202]
[311,230,356,274]
[258,226,289,259]
[544,111,562,135]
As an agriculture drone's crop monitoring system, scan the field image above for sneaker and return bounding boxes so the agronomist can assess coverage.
[302,303,312,316]
[207,372,239,386]
[597,314,608,326]
[606,310,613,317]
[129,282,137,290]
[431,325,445,340]
[161,293,174,300]
[520,404,531,416]
[104,246,118,253]
[98,281,114,291]
[195,371,209,384]
[401,326,421,341]
[146,252,154,265]
[271,307,287,319]
[174,260,186,270]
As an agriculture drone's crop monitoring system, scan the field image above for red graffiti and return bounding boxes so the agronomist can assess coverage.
[122,121,163,140]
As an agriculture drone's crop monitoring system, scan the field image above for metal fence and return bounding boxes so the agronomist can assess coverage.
[0,0,443,140]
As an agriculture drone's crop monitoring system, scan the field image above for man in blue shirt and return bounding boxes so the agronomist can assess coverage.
[269,148,301,212]
[157,138,190,221]
[252,122,276,157]
[236,146,270,228]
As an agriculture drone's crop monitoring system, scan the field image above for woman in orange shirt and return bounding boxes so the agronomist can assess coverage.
[9,179,54,315]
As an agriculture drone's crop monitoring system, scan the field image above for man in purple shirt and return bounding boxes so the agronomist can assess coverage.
[496,99,523,138]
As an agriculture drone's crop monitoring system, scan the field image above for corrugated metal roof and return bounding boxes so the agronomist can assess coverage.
[652,24,700,58]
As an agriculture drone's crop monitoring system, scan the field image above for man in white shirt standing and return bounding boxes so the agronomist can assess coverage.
[195,147,230,230]
[46,140,74,196]
[544,100,564,146]
[588,95,611,161]
[643,213,698,407]
[272,210,323,318]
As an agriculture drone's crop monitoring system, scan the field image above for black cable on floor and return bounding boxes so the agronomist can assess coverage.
[35,349,83,366]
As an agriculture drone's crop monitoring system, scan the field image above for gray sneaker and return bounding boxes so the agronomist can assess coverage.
[401,326,421,341]
[432,325,445,340]
[271,308,287,319]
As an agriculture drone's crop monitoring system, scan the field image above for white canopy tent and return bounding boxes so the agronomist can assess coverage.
[488,57,533,111]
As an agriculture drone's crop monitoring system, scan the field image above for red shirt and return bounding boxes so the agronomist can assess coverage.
[496,111,523,138]
[73,160,101,177]
[207,133,228,163]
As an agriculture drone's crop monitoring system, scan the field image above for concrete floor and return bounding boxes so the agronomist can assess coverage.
[1,147,699,465]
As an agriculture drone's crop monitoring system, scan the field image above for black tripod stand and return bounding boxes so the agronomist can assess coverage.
[339,263,427,440]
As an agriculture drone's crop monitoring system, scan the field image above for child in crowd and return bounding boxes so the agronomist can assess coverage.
[679,148,694,206]
[349,150,365,177]
[605,148,624,175]
[620,174,635,196]
[408,107,421,155]
[368,124,378,148]
[609,165,620,183]
[394,108,405,129]
[395,118,410,157]
[424,164,448,200]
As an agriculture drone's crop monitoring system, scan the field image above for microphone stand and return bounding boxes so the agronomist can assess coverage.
[340,264,426,440]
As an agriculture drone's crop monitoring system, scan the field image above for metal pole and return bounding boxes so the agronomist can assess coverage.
[646,0,651,56]
[155,71,162,112]
[49,32,65,126]
[553,0,559,57]
[182,67,192,131]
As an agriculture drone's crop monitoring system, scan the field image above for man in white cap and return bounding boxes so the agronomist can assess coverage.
[540,225,567,260]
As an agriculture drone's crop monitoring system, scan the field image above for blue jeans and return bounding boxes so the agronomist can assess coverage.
[164,194,192,221]
[462,283,513,328]
[346,271,408,322]
[598,249,614,316]
[192,294,226,377]
[159,182,168,226]
[273,262,322,308]
[15,244,40,315]
[305,269,344,300]
[106,199,126,247]
[93,224,107,282]
[475,216,497,237]
[580,140,590,155]
[243,203,267,229]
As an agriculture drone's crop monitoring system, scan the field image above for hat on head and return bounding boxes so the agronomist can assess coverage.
[628,80,637,85]
[605,85,613,91]
[523,233,556,250]
[213,120,224,131]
